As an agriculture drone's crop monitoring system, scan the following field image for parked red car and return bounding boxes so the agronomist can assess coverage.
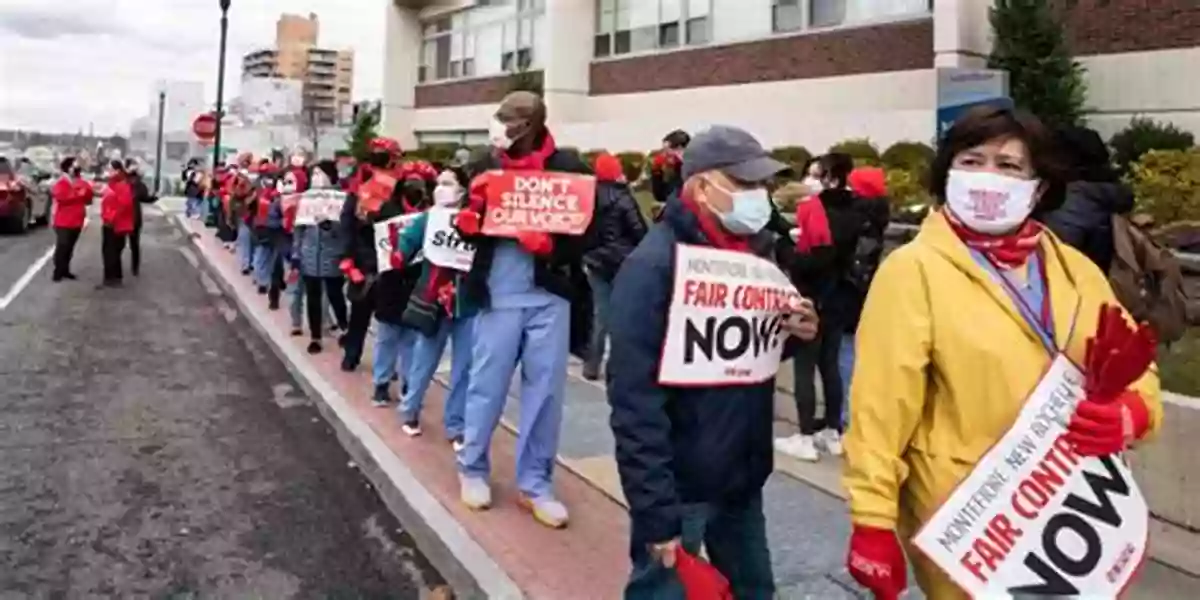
[0,157,52,234]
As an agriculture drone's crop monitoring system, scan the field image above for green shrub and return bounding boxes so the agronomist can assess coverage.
[770,146,813,178]
[1110,117,1195,174]
[616,151,647,183]
[884,168,934,211]
[828,138,881,166]
[1127,149,1200,224]
[582,149,605,168]
[881,141,935,173]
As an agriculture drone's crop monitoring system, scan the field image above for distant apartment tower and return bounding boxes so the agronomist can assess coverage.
[241,12,354,124]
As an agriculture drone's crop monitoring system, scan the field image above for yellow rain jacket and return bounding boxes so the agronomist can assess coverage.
[843,211,1161,599]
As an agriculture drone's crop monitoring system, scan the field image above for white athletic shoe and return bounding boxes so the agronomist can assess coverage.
[818,429,844,457]
[776,434,819,462]
[521,495,569,529]
[459,474,492,511]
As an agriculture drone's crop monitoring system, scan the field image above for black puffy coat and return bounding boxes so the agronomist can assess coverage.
[583,181,648,281]
[340,190,423,326]
[1041,181,1134,273]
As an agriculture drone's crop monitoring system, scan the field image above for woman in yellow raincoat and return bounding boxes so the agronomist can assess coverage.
[842,106,1161,599]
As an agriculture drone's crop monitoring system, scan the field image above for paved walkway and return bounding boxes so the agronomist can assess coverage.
[172,204,1197,599]
[0,209,443,597]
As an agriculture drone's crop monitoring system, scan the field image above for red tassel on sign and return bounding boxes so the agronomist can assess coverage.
[675,548,732,600]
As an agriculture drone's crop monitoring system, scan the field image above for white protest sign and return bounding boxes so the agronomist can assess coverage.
[293,189,346,226]
[374,213,423,273]
[422,207,476,271]
[913,355,1147,597]
[658,244,801,386]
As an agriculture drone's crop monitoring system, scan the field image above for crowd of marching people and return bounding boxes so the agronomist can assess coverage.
[104,89,1179,599]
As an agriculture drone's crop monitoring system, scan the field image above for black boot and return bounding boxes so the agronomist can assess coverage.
[372,384,390,407]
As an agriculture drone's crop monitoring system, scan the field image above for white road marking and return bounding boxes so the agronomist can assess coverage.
[0,246,54,311]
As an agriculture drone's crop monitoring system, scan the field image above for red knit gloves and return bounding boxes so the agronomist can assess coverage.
[339,258,365,285]
[1065,304,1157,457]
[516,231,554,256]
[847,526,907,600]
[455,210,482,236]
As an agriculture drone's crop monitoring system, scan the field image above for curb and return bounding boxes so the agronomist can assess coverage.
[172,215,524,600]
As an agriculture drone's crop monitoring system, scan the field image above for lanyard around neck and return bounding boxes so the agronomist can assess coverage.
[983,249,1056,354]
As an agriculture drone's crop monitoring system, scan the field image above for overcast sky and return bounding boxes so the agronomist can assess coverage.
[0,0,387,135]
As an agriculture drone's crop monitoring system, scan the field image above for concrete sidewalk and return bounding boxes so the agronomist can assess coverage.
[176,212,1196,599]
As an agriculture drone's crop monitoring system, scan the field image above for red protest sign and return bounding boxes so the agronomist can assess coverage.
[482,171,596,237]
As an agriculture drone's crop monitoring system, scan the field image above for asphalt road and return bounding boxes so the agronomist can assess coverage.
[0,211,445,597]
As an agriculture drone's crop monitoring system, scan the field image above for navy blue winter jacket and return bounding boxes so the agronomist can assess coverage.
[607,197,794,547]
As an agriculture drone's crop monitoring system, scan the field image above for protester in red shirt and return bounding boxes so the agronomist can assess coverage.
[100,160,136,286]
[49,157,92,281]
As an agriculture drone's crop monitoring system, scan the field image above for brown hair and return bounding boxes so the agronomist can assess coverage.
[928,105,1067,215]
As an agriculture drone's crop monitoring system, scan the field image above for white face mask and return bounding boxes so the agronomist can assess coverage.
[290,156,306,168]
[278,179,296,194]
[433,184,460,207]
[488,118,513,151]
[802,176,824,192]
[945,169,1040,235]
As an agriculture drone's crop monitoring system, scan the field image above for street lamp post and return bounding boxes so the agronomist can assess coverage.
[153,90,166,194]
[211,0,231,173]
[206,0,231,227]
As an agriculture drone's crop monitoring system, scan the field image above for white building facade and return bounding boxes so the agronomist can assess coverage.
[382,0,1200,153]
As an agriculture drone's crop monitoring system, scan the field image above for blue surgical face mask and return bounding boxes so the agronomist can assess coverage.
[709,179,772,235]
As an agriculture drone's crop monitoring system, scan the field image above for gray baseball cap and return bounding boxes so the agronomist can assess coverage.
[681,125,791,182]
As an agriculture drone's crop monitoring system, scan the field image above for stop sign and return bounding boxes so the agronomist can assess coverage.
[192,113,218,142]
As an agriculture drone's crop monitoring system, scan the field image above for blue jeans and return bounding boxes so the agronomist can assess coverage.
[400,316,476,439]
[372,320,417,387]
[236,222,253,271]
[625,492,774,600]
[838,333,855,428]
[185,195,202,218]
[584,271,613,373]
[458,299,569,499]
[252,241,277,288]
[289,274,329,330]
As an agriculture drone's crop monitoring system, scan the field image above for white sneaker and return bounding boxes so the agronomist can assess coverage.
[773,434,802,454]
[521,494,569,529]
[818,429,844,457]
[459,474,492,510]
[778,434,819,462]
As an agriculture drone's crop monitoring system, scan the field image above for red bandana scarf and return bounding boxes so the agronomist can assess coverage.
[498,131,557,171]
[679,191,752,253]
[943,209,1044,270]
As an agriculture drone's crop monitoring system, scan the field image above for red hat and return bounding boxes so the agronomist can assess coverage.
[593,152,624,183]
[368,137,402,157]
[400,160,437,181]
[848,167,887,199]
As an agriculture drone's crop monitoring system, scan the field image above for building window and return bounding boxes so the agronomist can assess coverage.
[810,0,929,28]
[419,1,544,83]
[594,0,711,57]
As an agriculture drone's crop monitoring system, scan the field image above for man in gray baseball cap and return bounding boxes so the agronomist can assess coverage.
[605,124,816,598]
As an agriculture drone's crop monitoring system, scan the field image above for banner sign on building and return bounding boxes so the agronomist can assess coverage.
[423,207,476,271]
[913,355,1148,598]
[658,244,802,386]
[936,67,1012,138]
[293,189,346,226]
[374,213,422,273]
[483,171,596,237]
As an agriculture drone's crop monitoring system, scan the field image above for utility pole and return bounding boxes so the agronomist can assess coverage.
[153,90,166,195]
[212,0,232,173]
[207,0,232,227]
